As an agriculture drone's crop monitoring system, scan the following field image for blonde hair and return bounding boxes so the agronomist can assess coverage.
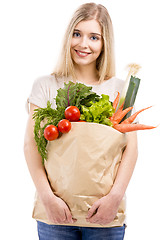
[52,3,115,83]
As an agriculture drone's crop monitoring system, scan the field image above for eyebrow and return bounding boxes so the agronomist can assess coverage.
[74,29,102,36]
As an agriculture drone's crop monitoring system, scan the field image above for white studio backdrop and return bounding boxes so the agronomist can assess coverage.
[0,0,160,239]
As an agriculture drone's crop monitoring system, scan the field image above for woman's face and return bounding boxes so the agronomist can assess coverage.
[70,19,103,68]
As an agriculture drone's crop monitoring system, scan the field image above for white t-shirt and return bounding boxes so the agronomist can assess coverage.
[28,74,126,110]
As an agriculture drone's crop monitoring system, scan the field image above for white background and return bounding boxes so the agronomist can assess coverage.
[0,0,160,239]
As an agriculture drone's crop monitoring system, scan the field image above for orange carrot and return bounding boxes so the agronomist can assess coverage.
[112,92,120,110]
[114,101,124,115]
[110,101,124,122]
[120,106,152,124]
[111,106,133,125]
[113,123,156,133]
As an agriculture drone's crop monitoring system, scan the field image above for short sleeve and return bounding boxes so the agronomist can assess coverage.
[28,76,48,108]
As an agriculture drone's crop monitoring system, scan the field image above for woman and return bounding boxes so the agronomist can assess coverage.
[24,3,138,240]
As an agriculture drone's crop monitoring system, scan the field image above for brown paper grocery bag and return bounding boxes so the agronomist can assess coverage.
[32,122,127,227]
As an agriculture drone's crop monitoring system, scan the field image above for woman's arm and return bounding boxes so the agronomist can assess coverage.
[86,131,138,224]
[24,103,74,224]
[109,131,138,198]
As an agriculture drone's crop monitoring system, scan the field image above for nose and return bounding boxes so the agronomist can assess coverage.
[79,36,88,48]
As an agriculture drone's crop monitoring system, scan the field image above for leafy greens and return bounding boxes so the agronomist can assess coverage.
[55,81,100,109]
[80,94,114,126]
[33,81,114,163]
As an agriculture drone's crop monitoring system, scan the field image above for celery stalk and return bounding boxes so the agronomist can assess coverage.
[122,75,141,120]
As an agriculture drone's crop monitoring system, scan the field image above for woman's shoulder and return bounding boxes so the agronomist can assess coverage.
[29,74,65,109]
[32,74,57,87]
[103,76,125,86]
[33,74,70,88]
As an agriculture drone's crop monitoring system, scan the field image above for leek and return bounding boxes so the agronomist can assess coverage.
[122,75,141,120]
[119,63,141,107]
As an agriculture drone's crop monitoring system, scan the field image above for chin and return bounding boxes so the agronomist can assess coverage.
[73,57,96,67]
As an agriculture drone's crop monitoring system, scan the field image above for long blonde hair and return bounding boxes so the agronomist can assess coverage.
[52,3,115,83]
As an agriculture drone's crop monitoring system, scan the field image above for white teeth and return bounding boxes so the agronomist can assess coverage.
[78,51,87,56]
[76,50,89,56]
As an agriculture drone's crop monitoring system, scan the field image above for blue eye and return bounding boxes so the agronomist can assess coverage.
[91,36,98,41]
[73,32,80,37]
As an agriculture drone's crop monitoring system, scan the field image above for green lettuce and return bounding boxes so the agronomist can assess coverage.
[80,94,114,126]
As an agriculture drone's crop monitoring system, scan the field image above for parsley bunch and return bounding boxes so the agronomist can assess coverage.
[33,102,65,163]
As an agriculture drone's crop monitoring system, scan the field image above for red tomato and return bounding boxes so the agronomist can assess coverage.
[58,119,71,133]
[65,106,80,121]
[44,125,59,141]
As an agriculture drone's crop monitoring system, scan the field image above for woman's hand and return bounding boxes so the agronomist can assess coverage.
[43,194,76,224]
[86,193,120,225]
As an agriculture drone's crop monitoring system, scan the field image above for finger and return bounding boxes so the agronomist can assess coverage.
[87,214,99,223]
[87,202,100,219]
[65,207,74,223]
[54,208,66,223]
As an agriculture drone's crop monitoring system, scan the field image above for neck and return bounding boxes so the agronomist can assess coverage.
[74,63,99,84]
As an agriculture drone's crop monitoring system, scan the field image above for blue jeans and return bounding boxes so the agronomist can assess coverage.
[37,221,125,240]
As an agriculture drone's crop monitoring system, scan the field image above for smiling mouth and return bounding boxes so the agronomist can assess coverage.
[75,50,91,57]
